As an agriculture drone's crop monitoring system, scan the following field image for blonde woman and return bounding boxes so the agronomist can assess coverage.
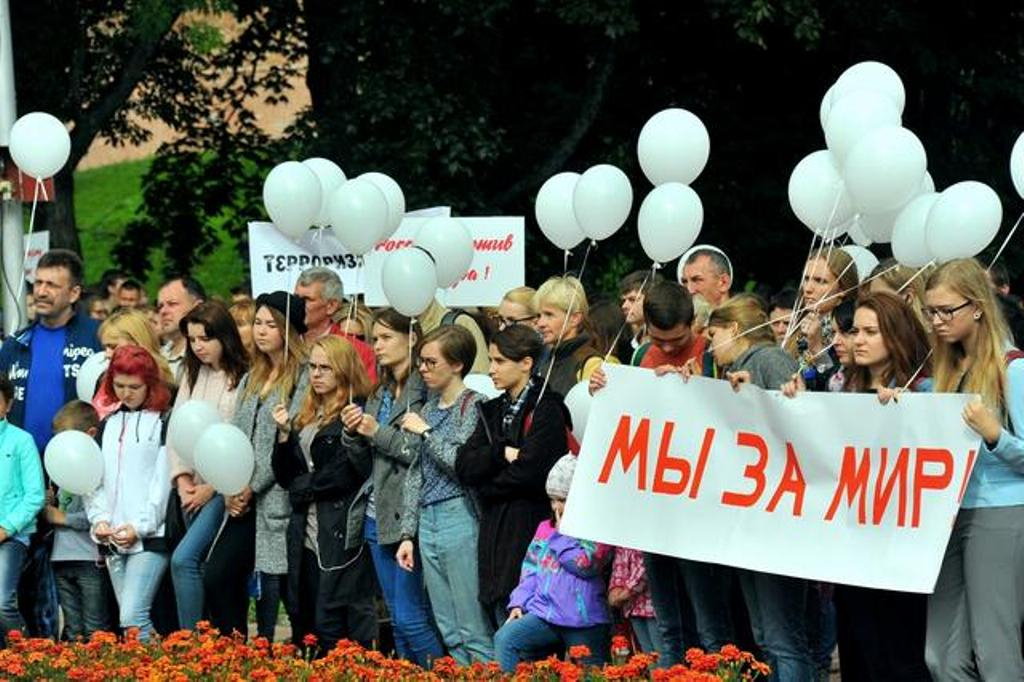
[493,286,538,331]
[95,310,175,418]
[532,276,616,396]
[272,335,377,652]
[923,258,1024,680]
[203,292,309,640]
[336,300,375,342]
[229,299,256,359]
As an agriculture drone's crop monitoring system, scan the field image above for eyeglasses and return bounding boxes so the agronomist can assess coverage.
[922,300,973,322]
[417,357,440,370]
[491,314,538,330]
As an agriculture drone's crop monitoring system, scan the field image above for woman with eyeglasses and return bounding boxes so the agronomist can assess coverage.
[341,308,444,667]
[493,286,538,331]
[394,325,494,663]
[271,335,377,653]
[922,258,1024,681]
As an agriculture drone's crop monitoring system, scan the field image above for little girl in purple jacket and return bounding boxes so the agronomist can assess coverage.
[493,454,612,671]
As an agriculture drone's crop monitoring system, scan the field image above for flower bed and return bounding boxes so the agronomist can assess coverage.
[0,626,769,681]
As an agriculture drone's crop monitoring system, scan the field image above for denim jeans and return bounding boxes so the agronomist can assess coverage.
[418,497,494,664]
[630,616,664,654]
[494,612,610,672]
[0,540,27,644]
[106,550,170,641]
[738,569,815,682]
[254,571,287,641]
[171,495,225,629]
[54,561,112,640]
[364,515,443,667]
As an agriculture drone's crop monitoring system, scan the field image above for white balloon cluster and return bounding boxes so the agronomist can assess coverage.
[535,163,634,252]
[167,400,254,495]
[261,159,404,254]
[792,61,1004,268]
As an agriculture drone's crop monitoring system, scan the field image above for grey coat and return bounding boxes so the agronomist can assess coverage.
[345,372,427,546]
[728,343,799,391]
[232,368,309,575]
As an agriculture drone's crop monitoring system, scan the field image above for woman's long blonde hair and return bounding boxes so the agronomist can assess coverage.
[242,304,308,400]
[708,294,776,352]
[926,258,1011,410]
[295,336,371,429]
[99,309,175,385]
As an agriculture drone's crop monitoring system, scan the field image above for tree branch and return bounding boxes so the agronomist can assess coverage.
[490,42,617,208]
[67,9,184,168]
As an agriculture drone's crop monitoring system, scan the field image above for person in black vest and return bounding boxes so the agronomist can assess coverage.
[532,276,612,396]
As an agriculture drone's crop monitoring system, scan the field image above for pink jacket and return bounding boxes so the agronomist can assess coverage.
[609,547,655,619]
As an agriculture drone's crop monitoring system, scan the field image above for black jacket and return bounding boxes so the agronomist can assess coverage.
[539,334,602,398]
[272,420,376,614]
[455,383,569,609]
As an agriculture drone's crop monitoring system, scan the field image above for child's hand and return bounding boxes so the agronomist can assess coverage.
[608,587,632,609]
[396,540,415,571]
[45,506,67,526]
[506,607,523,622]
[504,447,520,463]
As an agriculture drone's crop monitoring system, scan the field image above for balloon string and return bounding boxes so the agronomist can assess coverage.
[901,348,934,393]
[988,210,1024,272]
[603,262,658,363]
[15,180,42,307]
[578,240,595,281]
[897,260,934,294]
[563,249,570,276]
[536,285,580,406]
[405,317,416,416]
[347,267,361,406]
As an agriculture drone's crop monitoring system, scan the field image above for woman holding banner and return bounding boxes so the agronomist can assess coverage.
[923,258,1024,681]
[708,294,816,681]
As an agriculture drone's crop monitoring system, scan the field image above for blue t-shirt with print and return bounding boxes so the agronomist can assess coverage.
[23,324,67,452]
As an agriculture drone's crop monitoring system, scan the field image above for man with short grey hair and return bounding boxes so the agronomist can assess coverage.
[294,267,376,381]
[679,246,733,308]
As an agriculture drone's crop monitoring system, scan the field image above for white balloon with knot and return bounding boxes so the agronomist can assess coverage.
[638,183,703,264]
[76,352,108,402]
[381,247,438,317]
[45,430,103,496]
[414,217,474,288]
[535,172,586,251]
[1011,131,1024,200]
[891,193,940,268]
[788,150,856,238]
[194,424,255,495]
[262,161,322,240]
[9,112,71,179]
[358,172,406,240]
[301,158,346,227]
[637,108,710,186]
[328,177,391,256]
[925,181,1002,263]
[573,164,633,242]
[167,400,222,469]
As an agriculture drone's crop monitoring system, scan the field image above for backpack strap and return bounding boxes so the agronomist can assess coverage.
[631,342,651,367]
[440,308,468,328]
[524,409,581,455]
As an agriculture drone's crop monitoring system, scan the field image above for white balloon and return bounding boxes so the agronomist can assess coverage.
[76,352,108,402]
[9,112,71,178]
[302,158,346,227]
[1011,132,1024,200]
[414,217,474,288]
[925,181,1003,263]
[857,209,901,244]
[832,61,906,114]
[819,85,835,132]
[847,219,873,247]
[844,126,927,214]
[637,108,710,186]
[44,431,103,495]
[358,172,405,238]
[787,150,856,237]
[839,245,879,283]
[464,373,501,399]
[891,192,940,268]
[328,178,390,256]
[921,171,935,194]
[194,424,255,495]
[263,161,322,239]
[638,183,703,264]
[535,172,586,251]
[825,90,901,164]
[381,248,438,317]
[564,380,593,444]
[168,400,222,469]
[572,164,633,241]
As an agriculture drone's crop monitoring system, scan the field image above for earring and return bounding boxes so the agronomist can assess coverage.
[973,312,982,320]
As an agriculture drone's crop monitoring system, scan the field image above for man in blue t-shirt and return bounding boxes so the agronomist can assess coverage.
[0,249,101,638]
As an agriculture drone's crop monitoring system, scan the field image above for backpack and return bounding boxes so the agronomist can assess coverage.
[524,409,581,456]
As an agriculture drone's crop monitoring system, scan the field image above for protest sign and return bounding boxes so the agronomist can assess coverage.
[560,364,980,593]
[248,214,523,306]
[24,231,49,283]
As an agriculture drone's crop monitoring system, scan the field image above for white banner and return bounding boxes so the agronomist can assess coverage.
[24,231,49,283]
[248,214,524,307]
[561,364,980,593]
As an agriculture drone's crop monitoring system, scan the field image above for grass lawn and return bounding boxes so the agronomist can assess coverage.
[74,159,247,299]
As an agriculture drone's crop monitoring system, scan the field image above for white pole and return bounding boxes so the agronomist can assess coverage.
[0,0,25,335]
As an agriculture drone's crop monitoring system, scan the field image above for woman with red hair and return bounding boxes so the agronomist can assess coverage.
[85,345,173,641]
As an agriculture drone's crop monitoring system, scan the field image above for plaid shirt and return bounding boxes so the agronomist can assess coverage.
[501,377,536,441]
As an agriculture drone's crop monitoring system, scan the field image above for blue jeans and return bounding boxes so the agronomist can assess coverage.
[0,540,27,644]
[107,550,170,641]
[418,497,494,664]
[494,612,610,672]
[54,561,112,640]
[738,569,815,682]
[171,495,225,629]
[364,515,443,667]
[630,616,664,654]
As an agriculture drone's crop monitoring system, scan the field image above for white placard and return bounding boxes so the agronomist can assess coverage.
[561,364,980,593]
[24,231,49,283]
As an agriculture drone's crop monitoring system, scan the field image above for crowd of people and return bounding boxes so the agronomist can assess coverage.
[0,244,1023,682]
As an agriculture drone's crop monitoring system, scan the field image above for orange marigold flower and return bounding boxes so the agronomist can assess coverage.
[302,633,318,647]
[567,644,591,660]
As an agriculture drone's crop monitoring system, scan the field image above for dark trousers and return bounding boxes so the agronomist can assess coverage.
[292,548,379,654]
[835,584,929,681]
[255,572,286,640]
[53,561,113,640]
[204,512,255,638]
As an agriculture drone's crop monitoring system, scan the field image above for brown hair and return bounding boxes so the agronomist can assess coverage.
[371,308,422,394]
[295,336,372,429]
[53,400,100,433]
[180,301,249,391]
[419,325,477,378]
[707,294,776,349]
[844,292,931,393]
[242,304,308,401]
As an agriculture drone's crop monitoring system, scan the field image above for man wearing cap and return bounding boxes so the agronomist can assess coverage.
[678,246,732,308]
[294,267,376,382]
